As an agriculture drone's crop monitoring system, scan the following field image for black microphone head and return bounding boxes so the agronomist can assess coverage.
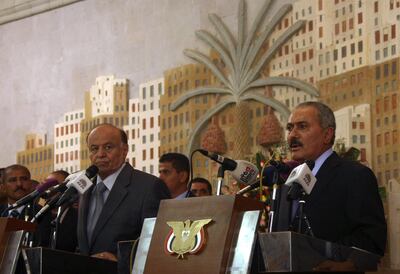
[85,165,99,178]
[261,165,279,187]
[305,160,315,170]
[287,182,303,200]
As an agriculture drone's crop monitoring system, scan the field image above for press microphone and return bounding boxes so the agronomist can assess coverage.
[269,160,300,179]
[8,179,59,210]
[198,149,237,171]
[55,165,99,207]
[31,192,79,222]
[236,165,278,195]
[285,160,316,200]
[41,172,81,199]
[227,160,259,185]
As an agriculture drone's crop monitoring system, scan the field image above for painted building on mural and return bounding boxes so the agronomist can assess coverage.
[159,63,215,178]
[124,78,163,175]
[16,133,53,182]
[53,109,84,173]
[334,104,372,165]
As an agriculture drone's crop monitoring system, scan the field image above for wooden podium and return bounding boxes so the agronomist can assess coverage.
[142,195,264,274]
[0,217,36,274]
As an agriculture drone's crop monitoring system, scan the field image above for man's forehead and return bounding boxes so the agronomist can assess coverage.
[159,163,173,171]
[88,126,121,142]
[6,168,29,176]
[288,107,317,123]
[192,182,207,188]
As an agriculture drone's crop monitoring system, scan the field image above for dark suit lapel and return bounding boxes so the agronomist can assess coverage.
[310,152,341,200]
[78,184,94,254]
[89,164,131,247]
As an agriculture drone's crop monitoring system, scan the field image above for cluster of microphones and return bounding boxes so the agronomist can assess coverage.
[6,165,99,223]
[198,149,316,232]
[198,149,316,196]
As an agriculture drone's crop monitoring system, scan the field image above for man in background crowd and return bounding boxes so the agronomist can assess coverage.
[0,164,51,246]
[159,153,194,199]
[189,177,212,197]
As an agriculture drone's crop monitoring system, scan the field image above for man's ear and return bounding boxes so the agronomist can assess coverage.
[323,127,335,144]
[179,171,189,184]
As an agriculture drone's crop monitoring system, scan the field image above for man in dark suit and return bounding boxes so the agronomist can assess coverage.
[78,124,170,261]
[0,164,51,247]
[281,101,386,257]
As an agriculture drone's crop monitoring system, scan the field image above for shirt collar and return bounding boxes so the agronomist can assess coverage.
[312,148,333,176]
[96,163,126,192]
[174,190,189,200]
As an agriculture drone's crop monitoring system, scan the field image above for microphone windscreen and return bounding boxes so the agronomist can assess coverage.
[36,179,59,193]
[279,160,300,180]
[85,165,99,178]
[230,160,259,185]
[261,165,279,187]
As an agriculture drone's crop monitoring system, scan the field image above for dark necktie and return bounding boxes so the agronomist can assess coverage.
[87,182,107,244]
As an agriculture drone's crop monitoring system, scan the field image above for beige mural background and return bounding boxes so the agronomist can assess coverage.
[0,0,289,167]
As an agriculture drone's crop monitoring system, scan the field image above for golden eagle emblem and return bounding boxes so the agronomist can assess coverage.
[164,219,212,258]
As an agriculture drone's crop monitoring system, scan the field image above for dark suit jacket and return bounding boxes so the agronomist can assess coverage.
[276,152,387,256]
[77,163,171,255]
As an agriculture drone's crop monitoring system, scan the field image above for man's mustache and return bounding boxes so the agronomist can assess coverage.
[289,139,303,147]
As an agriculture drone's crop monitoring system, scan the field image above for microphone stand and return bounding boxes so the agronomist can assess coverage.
[216,166,225,195]
[296,192,314,237]
[22,202,34,247]
[267,184,278,233]
[50,194,78,249]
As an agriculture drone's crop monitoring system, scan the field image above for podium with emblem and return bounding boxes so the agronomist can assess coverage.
[131,195,263,274]
[121,195,382,274]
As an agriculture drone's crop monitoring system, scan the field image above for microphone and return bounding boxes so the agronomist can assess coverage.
[41,172,81,199]
[269,160,300,180]
[31,192,79,222]
[227,160,259,185]
[198,149,237,171]
[237,165,279,195]
[55,165,99,207]
[285,160,316,199]
[8,179,59,210]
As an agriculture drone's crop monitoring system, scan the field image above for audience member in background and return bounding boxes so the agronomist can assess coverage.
[0,168,8,205]
[45,170,78,252]
[189,177,212,197]
[159,153,194,199]
[0,164,51,247]
[46,170,69,186]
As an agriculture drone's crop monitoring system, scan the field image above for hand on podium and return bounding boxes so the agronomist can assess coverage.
[91,251,117,262]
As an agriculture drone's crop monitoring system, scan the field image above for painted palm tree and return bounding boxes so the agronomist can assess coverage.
[170,0,319,158]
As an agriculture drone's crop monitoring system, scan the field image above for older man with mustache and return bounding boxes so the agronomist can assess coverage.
[279,101,386,258]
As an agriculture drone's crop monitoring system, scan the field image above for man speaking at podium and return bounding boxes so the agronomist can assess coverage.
[77,124,170,261]
[282,101,386,256]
